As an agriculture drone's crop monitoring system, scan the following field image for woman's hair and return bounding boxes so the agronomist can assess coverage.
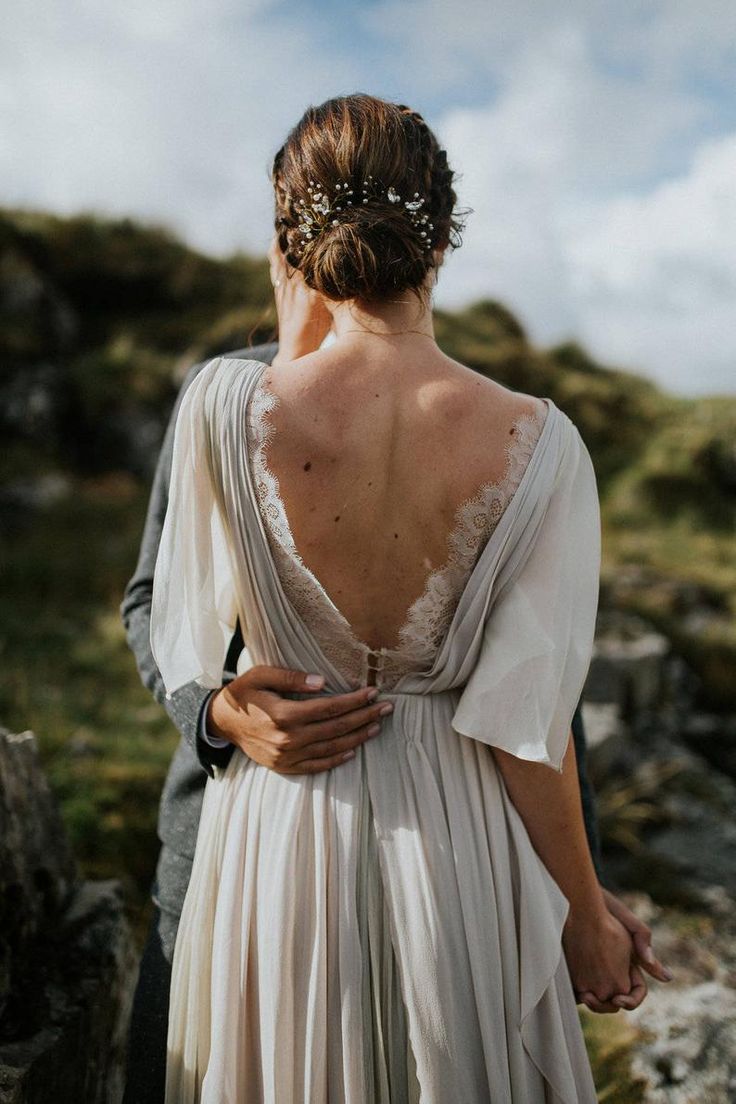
[271,93,468,303]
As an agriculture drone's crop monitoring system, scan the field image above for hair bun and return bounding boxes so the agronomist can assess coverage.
[301,203,432,301]
[272,93,469,302]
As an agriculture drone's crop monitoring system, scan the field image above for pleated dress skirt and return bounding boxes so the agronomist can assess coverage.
[164,691,598,1104]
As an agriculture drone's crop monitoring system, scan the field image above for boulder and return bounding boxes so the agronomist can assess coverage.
[0,727,136,1104]
[614,890,736,1104]
[585,610,671,721]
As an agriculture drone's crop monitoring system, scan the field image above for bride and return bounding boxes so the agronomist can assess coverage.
[151,93,648,1102]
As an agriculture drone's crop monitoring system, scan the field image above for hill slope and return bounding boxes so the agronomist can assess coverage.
[0,208,734,933]
[1,206,734,706]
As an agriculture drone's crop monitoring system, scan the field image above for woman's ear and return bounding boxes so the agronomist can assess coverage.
[423,249,444,295]
[432,245,447,269]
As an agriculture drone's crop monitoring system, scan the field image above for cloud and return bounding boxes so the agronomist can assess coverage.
[1,0,733,394]
[564,131,736,395]
[429,26,732,393]
[0,0,357,250]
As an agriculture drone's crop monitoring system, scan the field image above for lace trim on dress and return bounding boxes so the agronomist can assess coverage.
[246,376,548,690]
[247,382,364,680]
[396,405,546,667]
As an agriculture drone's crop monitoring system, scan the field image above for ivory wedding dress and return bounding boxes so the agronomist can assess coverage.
[150,356,601,1103]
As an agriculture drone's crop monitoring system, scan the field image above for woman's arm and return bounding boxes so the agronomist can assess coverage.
[491,731,636,1004]
[492,731,606,925]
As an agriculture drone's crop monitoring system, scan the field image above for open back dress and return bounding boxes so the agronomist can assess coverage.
[150,356,602,1103]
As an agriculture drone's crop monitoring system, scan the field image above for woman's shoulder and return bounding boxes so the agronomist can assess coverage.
[439,359,548,435]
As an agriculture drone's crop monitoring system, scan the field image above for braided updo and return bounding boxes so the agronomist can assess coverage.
[271,94,468,302]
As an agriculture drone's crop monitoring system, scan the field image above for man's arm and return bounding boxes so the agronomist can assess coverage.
[571,700,605,884]
[119,342,278,779]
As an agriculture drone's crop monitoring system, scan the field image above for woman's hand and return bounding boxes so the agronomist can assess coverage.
[584,887,673,1012]
[268,235,332,366]
[563,909,643,1014]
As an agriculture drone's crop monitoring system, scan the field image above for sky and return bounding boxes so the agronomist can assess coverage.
[2,0,735,396]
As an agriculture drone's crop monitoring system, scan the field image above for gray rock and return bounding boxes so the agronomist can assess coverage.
[585,611,671,720]
[0,727,136,1104]
[680,712,736,777]
[0,729,77,1020]
[580,701,639,779]
[579,610,736,1096]
[614,891,736,1104]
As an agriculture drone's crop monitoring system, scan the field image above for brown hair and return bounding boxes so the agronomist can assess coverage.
[271,93,468,303]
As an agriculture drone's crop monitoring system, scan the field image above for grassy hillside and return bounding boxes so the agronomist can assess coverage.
[1,207,734,940]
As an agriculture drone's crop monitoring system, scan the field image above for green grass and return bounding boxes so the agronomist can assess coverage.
[581,1009,651,1102]
[602,520,736,708]
[2,443,735,952]
[0,476,179,945]
[2,208,734,1098]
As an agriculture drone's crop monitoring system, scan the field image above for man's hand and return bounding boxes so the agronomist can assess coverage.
[268,235,332,366]
[564,908,642,1015]
[574,886,673,1014]
[206,666,392,774]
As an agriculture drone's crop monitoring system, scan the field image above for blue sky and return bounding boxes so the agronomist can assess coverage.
[2,0,735,395]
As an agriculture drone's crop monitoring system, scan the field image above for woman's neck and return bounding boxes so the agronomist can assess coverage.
[328,294,435,342]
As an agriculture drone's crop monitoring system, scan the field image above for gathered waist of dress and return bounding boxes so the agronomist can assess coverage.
[235,646,463,701]
[279,685,462,705]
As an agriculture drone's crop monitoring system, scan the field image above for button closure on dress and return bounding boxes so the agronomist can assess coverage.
[365,647,387,688]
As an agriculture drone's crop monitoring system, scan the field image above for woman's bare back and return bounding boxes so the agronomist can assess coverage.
[255,341,546,653]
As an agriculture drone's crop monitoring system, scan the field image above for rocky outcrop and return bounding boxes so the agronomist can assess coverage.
[585,609,736,902]
[0,727,136,1104]
[582,611,736,1101]
[594,886,736,1104]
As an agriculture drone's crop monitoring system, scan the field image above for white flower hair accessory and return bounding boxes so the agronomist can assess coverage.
[293,174,434,254]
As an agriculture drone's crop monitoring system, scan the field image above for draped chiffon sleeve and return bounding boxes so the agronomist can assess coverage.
[150,357,239,700]
[451,422,601,772]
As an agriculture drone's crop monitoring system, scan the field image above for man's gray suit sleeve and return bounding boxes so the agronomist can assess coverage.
[120,344,278,777]
[571,704,605,885]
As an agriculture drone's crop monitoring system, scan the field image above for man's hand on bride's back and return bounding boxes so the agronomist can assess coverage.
[205,666,392,773]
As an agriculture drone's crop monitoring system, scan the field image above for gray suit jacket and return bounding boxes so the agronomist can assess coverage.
[120,341,604,920]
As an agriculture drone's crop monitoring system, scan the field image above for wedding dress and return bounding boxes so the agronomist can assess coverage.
[151,356,601,1103]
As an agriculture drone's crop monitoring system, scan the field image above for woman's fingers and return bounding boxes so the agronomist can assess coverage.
[611,964,648,1010]
[577,962,649,1014]
[576,991,622,1014]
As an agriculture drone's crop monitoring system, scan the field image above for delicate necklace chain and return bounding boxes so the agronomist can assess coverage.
[340,328,435,339]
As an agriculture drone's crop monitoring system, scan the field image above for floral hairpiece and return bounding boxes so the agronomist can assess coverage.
[293,174,434,254]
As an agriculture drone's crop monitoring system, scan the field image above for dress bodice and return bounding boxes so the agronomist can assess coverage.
[162,358,602,1104]
[245,375,549,691]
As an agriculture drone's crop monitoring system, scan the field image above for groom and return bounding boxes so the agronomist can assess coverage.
[120,335,668,1103]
